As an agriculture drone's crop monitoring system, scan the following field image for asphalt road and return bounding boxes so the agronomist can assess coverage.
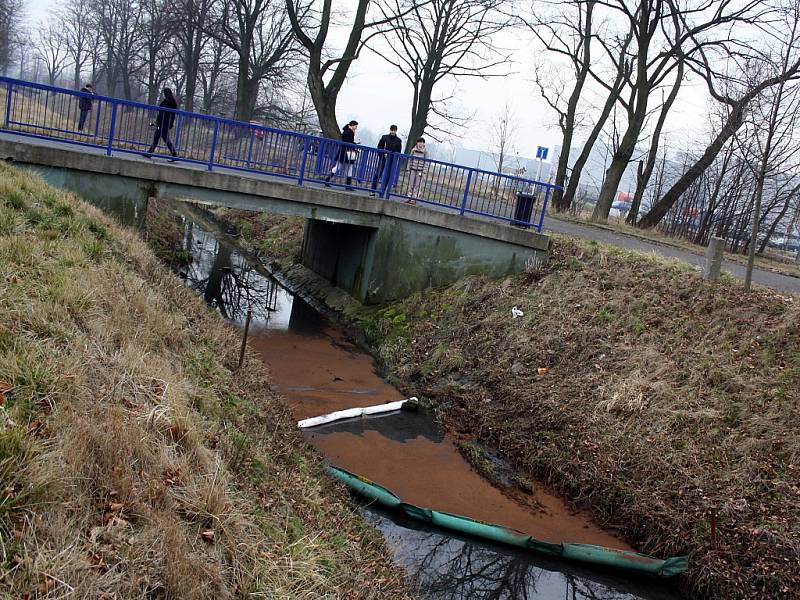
[3,131,798,296]
[544,217,800,295]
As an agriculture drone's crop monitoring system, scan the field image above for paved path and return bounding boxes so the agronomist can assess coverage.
[3,131,798,295]
[544,217,800,295]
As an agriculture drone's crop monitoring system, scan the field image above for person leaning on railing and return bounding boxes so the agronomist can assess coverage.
[406,137,428,205]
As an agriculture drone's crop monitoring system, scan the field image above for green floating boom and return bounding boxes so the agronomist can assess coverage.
[327,465,688,578]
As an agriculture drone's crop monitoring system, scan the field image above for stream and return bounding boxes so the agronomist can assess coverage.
[109,199,680,599]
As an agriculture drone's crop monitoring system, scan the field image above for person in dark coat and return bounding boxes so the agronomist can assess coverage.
[370,125,403,196]
[325,120,359,189]
[77,84,94,131]
[144,88,178,159]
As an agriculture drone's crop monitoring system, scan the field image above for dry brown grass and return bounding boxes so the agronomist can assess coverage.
[0,163,409,598]
[349,237,800,599]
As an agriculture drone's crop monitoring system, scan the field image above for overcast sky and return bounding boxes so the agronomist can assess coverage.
[22,0,712,161]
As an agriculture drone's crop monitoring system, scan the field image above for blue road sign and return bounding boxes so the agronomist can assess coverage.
[536,146,549,160]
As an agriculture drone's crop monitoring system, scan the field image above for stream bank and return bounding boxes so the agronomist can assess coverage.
[208,206,800,600]
[0,165,409,599]
[149,201,683,599]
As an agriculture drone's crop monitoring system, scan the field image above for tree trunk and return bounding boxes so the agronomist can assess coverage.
[592,101,647,221]
[745,174,765,290]
[627,65,683,225]
[184,59,198,113]
[561,77,622,209]
[637,62,800,230]
[552,2,594,212]
[406,80,432,153]
[307,65,340,138]
[234,49,259,122]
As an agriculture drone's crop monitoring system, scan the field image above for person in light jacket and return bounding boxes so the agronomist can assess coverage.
[406,137,428,204]
[325,120,359,190]
[77,84,94,131]
[144,88,179,160]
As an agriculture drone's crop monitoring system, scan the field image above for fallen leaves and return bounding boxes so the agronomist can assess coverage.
[200,529,215,543]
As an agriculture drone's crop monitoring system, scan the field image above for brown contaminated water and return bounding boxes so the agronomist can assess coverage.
[146,211,680,599]
[249,324,631,550]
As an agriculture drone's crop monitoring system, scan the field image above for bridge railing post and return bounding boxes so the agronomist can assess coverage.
[460,169,474,215]
[381,153,400,199]
[297,136,310,185]
[4,81,12,128]
[536,186,552,233]
[173,114,183,154]
[106,103,118,156]
[208,120,219,171]
[379,152,393,199]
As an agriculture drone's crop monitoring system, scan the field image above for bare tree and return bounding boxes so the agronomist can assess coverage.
[60,0,96,89]
[558,32,633,212]
[139,0,177,104]
[639,1,800,230]
[492,101,517,175]
[285,0,413,138]
[198,35,233,113]
[34,18,70,86]
[372,0,509,152]
[735,15,800,288]
[590,0,765,222]
[174,0,216,112]
[213,0,299,122]
[526,0,595,211]
[92,0,145,99]
[0,0,24,76]
[626,61,683,224]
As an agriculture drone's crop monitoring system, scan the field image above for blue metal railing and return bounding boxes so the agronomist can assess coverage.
[0,76,558,231]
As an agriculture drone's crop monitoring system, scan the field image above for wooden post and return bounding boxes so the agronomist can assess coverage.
[710,509,718,549]
[703,236,725,281]
[238,305,252,369]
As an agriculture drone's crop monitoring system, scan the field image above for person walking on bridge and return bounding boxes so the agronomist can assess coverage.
[325,120,359,190]
[144,88,179,160]
[77,84,94,132]
[370,125,402,196]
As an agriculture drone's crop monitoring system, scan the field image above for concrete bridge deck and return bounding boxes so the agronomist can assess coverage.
[0,135,551,303]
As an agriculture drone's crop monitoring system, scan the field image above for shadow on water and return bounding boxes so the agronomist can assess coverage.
[362,504,678,600]
[176,219,321,333]
[136,203,679,600]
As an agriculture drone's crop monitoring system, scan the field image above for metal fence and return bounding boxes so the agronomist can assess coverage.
[0,76,557,231]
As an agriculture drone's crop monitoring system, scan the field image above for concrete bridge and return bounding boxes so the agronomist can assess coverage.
[0,136,551,304]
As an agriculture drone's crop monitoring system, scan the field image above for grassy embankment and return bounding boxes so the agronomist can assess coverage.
[0,164,409,598]
[215,209,800,599]
[356,241,799,600]
[552,209,800,279]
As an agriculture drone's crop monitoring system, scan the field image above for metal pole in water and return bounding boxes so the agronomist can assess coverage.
[238,305,253,369]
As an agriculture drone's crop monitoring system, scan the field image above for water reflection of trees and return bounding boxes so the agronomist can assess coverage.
[180,221,280,327]
[403,529,642,600]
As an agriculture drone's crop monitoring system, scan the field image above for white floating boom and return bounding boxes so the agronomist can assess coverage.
[297,397,418,429]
